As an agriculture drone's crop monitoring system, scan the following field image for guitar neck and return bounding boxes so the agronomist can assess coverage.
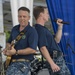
[11,40,16,47]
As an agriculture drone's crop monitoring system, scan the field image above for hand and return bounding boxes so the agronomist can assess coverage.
[3,48,8,56]
[3,47,16,56]
[57,19,63,26]
[50,62,60,72]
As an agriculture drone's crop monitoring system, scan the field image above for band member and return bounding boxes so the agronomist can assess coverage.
[33,6,71,75]
[3,6,38,75]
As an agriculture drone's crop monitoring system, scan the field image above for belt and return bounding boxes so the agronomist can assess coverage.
[12,59,30,62]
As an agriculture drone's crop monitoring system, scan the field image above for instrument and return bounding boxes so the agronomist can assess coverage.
[30,59,50,75]
[5,40,16,68]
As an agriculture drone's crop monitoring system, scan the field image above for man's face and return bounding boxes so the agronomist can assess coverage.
[42,9,49,22]
[18,10,30,26]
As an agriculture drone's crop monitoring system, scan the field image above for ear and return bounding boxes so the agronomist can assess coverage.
[39,12,43,17]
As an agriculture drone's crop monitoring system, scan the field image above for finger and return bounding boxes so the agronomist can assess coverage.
[56,67,60,72]
[53,69,56,72]
[53,68,60,72]
[53,69,58,72]
[57,19,63,21]
[54,70,57,72]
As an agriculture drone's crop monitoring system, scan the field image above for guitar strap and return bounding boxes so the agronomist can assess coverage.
[12,29,26,46]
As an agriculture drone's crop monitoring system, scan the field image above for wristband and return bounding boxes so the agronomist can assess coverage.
[58,27,62,30]
[16,51,18,55]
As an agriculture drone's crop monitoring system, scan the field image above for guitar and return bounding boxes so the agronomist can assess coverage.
[5,40,16,68]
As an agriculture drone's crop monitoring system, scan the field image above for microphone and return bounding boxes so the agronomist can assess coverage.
[53,19,70,25]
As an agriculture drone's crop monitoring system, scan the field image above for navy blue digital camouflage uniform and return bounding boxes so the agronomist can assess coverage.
[35,24,71,75]
[6,23,38,75]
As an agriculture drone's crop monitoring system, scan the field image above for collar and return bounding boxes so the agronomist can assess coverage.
[16,22,30,32]
[35,24,45,28]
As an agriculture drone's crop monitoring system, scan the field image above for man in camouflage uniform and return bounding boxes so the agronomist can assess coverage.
[3,6,38,75]
[33,6,71,75]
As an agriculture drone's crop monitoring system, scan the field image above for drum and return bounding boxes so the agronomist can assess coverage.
[30,59,50,75]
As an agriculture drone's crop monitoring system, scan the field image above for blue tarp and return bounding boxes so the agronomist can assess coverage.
[46,0,75,75]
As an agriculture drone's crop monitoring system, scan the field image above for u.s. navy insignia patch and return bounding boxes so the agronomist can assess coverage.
[22,35,26,39]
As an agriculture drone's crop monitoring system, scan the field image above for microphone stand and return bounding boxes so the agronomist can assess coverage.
[67,43,75,54]
[66,43,75,66]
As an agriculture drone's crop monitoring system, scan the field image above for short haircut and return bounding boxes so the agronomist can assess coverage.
[18,7,30,14]
[33,6,47,20]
